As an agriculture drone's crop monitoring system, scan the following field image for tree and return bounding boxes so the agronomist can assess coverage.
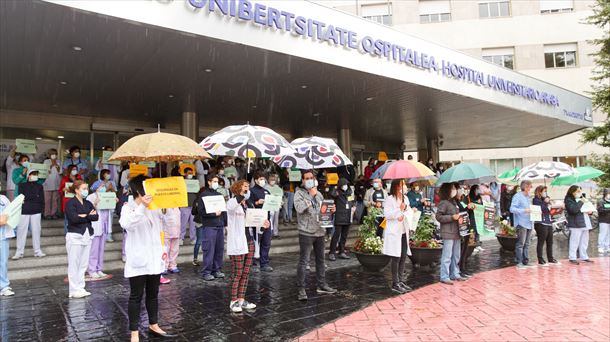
[581,0,610,148]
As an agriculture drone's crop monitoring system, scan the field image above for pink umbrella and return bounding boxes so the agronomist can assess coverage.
[380,160,436,181]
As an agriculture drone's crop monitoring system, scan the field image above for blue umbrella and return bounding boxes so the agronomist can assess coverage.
[370,161,393,179]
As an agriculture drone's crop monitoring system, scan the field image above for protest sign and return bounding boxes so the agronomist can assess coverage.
[102,151,121,165]
[129,164,149,177]
[202,195,227,212]
[262,194,282,211]
[28,163,48,179]
[97,192,117,210]
[143,177,188,210]
[185,179,201,193]
[15,139,36,154]
[245,208,267,227]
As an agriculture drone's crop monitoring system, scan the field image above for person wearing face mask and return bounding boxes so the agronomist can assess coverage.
[294,170,337,301]
[328,178,353,261]
[60,165,82,234]
[597,188,610,254]
[42,148,62,219]
[84,181,112,278]
[62,146,90,178]
[265,174,283,239]
[510,180,535,269]
[501,184,517,226]
[406,182,426,213]
[194,175,228,281]
[452,183,474,278]
[12,170,45,260]
[94,169,118,242]
[436,183,467,285]
[4,147,19,201]
[489,182,501,217]
[364,178,387,209]
[467,185,484,253]
[249,171,273,272]
[0,193,14,296]
[95,146,119,183]
[532,186,557,266]
[564,186,594,265]
[217,177,230,200]
[178,168,197,245]
[12,154,42,197]
[65,180,98,298]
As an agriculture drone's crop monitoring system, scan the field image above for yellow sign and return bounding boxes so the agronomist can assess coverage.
[378,151,388,162]
[326,173,339,185]
[143,177,188,210]
[129,164,148,178]
[179,163,196,175]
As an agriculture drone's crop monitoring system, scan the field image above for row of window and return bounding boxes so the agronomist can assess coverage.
[360,1,574,26]
[482,44,577,70]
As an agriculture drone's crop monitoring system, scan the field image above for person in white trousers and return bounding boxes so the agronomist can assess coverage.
[597,188,610,254]
[12,170,46,259]
[65,180,98,298]
[265,174,282,238]
[564,185,594,265]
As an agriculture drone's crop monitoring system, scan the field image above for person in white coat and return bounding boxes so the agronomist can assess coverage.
[0,191,15,296]
[383,179,415,294]
[42,148,62,219]
[119,175,175,342]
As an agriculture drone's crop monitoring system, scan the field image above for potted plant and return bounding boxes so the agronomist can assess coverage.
[409,214,443,268]
[353,207,391,272]
[496,218,517,252]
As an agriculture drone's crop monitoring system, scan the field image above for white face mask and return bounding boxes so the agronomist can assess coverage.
[341,185,348,191]
[457,188,464,197]
[304,179,315,189]
[104,174,111,181]
[50,154,57,160]
[257,179,266,187]
[373,182,381,190]
[73,152,80,158]
[211,182,219,190]
[30,175,39,182]
[403,186,409,193]
[451,189,457,198]
[575,192,582,198]
[269,181,276,186]
[186,174,193,179]
[70,169,78,176]
[542,192,547,197]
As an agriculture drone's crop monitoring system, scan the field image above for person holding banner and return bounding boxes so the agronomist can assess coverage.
[249,171,273,273]
[466,185,484,254]
[85,181,117,279]
[193,175,228,281]
[62,146,90,178]
[60,165,82,234]
[12,170,45,260]
[564,186,594,265]
[0,192,14,296]
[436,183,466,285]
[65,180,98,298]
[510,180,535,269]
[12,154,43,196]
[42,148,62,219]
[532,186,558,266]
[118,175,176,341]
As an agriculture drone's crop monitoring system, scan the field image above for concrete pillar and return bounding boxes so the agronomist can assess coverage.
[416,137,440,164]
[181,111,198,141]
[338,128,352,161]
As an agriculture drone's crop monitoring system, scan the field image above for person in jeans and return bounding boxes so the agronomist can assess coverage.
[294,170,337,301]
[436,183,466,285]
[597,188,610,254]
[510,180,534,269]
[564,185,594,265]
[532,186,558,266]
[329,178,353,261]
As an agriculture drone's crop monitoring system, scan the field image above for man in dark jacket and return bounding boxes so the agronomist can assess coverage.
[329,178,353,261]
[249,171,273,272]
[13,170,46,259]
[194,175,228,281]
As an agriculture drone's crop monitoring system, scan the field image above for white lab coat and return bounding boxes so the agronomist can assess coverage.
[382,195,412,258]
[194,160,208,188]
[226,197,248,256]
[119,200,165,278]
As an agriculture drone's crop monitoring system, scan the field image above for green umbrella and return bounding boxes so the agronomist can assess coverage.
[436,163,496,185]
[550,166,605,186]
[497,167,520,185]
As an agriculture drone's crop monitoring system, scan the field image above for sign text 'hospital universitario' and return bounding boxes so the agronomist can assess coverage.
[187,0,561,107]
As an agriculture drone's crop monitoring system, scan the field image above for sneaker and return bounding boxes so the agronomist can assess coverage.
[190,240,196,245]
[69,290,90,298]
[328,254,337,261]
[82,290,91,296]
[440,279,454,285]
[212,272,225,279]
[121,256,126,263]
[252,266,260,273]
[398,282,412,292]
[316,284,337,294]
[34,252,46,258]
[106,237,114,242]
[11,254,23,260]
[582,259,594,263]
[451,277,467,282]
[391,284,407,293]
[569,260,579,265]
[97,271,107,278]
[159,276,171,284]
[460,272,472,279]
[305,265,311,271]
[0,287,15,296]
[297,288,308,301]
[192,260,200,266]
[202,274,215,281]
[516,263,528,270]
[89,272,101,279]
[260,266,274,273]
[548,259,561,265]
[230,301,243,313]
[169,268,180,274]
[338,253,351,260]
[241,300,257,310]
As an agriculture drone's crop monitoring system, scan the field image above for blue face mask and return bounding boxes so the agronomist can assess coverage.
[98,187,106,193]
[244,190,251,200]
[22,161,30,169]
[304,179,315,189]
[80,190,89,198]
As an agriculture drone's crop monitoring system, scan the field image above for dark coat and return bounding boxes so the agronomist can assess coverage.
[331,178,353,226]
[532,196,552,225]
[65,197,99,235]
[598,189,610,224]
[564,196,586,228]
[194,188,227,227]
[436,199,460,240]
[20,181,44,215]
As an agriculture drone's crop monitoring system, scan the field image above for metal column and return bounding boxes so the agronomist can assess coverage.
[181,111,198,141]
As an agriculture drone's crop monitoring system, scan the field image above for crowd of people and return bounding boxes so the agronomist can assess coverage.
[1,147,609,341]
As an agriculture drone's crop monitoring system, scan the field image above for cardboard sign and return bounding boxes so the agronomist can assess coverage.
[202,195,227,212]
[129,164,149,177]
[102,151,121,165]
[179,163,196,176]
[15,139,36,154]
[64,182,74,198]
[28,163,48,179]
[97,192,117,210]
[138,161,156,168]
[262,194,282,211]
[185,179,201,193]
[143,177,188,210]
[5,194,25,229]
[288,169,301,182]
[245,208,267,227]
[326,173,339,185]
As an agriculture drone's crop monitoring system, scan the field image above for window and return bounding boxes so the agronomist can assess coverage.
[544,43,577,68]
[362,3,393,25]
[482,47,515,69]
[479,1,510,18]
[540,0,573,14]
[553,156,585,168]
[490,158,523,174]
[419,0,451,23]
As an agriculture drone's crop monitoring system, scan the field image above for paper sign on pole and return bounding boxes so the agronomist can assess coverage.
[143,177,188,210]
[245,208,267,227]
[185,179,201,193]
[28,163,49,179]
[202,195,227,212]
[129,164,149,177]
[97,192,118,210]
[326,173,339,185]
[102,151,121,165]
[5,194,25,229]
[288,169,301,182]
[64,182,74,198]
[262,194,282,211]
[179,163,196,175]
[15,139,36,154]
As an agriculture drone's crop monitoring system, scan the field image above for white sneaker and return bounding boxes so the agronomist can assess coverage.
[69,290,90,298]
[516,263,527,270]
[97,271,107,278]
[0,287,15,296]
[89,272,101,279]
[34,252,46,258]
[598,248,605,254]
[11,254,23,260]
[230,300,243,313]
[122,256,126,263]
[241,300,257,310]
[179,240,184,246]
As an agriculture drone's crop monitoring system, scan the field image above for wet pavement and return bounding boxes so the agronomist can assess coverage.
[0,231,606,342]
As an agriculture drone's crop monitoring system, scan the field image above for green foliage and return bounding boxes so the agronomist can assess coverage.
[413,214,436,242]
[582,0,610,148]
[586,153,610,189]
[354,207,383,254]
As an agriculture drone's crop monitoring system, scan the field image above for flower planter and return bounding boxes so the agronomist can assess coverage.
[496,234,517,252]
[354,252,391,272]
[408,246,442,268]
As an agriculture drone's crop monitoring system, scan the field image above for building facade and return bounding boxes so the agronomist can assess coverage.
[316,0,607,174]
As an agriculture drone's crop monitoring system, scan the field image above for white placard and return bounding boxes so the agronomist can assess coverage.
[530,205,542,222]
[202,195,227,212]
[245,208,267,227]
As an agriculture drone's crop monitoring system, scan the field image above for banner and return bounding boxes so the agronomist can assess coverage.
[262,194,282,211]
[318,200,335,228]
[102,151,121,165]
[97,192,117,210]
[143,177,188,210]
[15,139,36,154]
[224,166,238,178]
[5,194,25,229]
[129,164,149,177]
[474,203,496,237]
[185,179,201,193]
[483,203,496,229]
[179,163,196,175]
[288,169,301,182]
[326,173,339,185]
[28,163,48,179]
